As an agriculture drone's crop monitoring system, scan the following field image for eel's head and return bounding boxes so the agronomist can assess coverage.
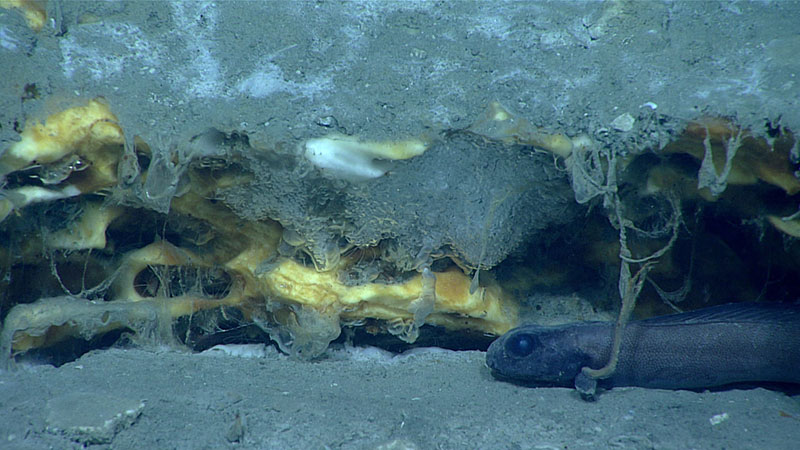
[486,323,593,387]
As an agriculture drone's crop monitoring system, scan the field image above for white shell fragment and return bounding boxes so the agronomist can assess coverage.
[304,134,428,181]
[611,113,636,132]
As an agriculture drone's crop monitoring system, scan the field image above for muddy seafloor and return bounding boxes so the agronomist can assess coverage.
[0,344,798,449]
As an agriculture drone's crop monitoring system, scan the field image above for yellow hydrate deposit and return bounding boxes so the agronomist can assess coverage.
[0,99,123,221]
[0,99,518,362]
[0,0,47,31]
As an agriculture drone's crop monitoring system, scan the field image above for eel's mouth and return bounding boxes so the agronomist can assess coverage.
[486,365,569,388]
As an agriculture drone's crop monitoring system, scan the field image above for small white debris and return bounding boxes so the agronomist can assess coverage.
[709,412,729,426]
[640,101,658,110]
[611,113,636,132]
[202,343,270,358]
[0,26,21,51]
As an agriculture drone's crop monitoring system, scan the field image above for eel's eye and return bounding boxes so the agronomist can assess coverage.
[506,333,535,357]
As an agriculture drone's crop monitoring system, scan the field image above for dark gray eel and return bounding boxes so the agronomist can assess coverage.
[486,302,800,392]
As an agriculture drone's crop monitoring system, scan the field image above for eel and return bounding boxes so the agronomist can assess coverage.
[486,302,800,393]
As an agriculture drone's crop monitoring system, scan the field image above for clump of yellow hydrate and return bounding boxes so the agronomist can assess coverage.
[0,98,123,222]
[0,0,47,31]
[0,98,122,175]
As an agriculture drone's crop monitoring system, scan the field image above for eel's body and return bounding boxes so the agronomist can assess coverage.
[486,302,800,390]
